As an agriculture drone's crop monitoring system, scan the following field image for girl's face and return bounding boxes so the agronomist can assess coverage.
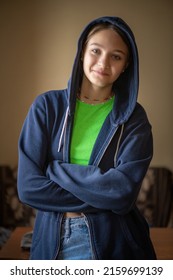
[82,28,129,90]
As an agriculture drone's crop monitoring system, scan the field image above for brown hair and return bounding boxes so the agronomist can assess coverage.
[83,22,131,62]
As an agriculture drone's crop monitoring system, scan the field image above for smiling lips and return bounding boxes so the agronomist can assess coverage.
[92,69,109,76]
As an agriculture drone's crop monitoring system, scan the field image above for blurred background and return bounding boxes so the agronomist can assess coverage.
[0,0,173,171]
[0,1,173,258]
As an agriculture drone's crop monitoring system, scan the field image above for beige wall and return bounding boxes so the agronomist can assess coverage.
[0,0,173,170]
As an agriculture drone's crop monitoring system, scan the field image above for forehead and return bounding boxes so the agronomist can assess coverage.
[86,29,128,52]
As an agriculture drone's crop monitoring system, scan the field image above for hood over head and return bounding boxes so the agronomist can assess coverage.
[68,16,139,125]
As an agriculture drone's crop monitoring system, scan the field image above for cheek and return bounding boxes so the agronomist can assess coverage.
[83,55,94,73]
[83,59,88,75]
[111,65,124,81]
[83,52,97,65]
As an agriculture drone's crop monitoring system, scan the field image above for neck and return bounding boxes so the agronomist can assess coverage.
[79,79,113,104]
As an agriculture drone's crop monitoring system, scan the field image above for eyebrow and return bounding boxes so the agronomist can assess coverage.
[89,43,127,55]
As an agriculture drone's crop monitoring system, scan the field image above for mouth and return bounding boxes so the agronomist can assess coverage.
[92,69,109,76]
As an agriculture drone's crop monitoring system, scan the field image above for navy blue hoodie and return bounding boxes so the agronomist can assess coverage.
[17,16,156,259]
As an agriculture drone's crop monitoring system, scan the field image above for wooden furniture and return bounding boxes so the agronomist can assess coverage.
[0,227,31,260]
[0,227,172,260]
[150,227,173,260]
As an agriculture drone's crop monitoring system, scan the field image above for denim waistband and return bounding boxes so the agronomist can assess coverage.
[62,216,87,226]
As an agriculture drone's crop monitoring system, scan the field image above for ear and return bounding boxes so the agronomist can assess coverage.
[125,61,129,69]
[80,49,84,61]
[122,62,129,73]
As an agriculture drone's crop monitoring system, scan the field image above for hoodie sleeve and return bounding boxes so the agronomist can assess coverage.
[17,95,95,213]
[46,107,153,215]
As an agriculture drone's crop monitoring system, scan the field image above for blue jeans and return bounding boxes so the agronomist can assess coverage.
[57,216,94,260]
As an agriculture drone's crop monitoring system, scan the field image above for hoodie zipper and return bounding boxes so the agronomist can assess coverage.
[83,214,98,260]
[113,124,124,167]
[57,107,69,153]
[93,124,124,167]
[54,213,64,259]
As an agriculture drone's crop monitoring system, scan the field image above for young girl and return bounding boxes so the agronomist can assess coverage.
[17,16,156,259]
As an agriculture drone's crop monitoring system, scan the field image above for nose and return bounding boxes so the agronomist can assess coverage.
[97,55,110,69]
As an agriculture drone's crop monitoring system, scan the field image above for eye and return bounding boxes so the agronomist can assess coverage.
[91,48,100,55]
[111,54,121,60]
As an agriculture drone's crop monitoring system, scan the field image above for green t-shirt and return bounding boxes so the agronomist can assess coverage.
[70,97,114,165]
